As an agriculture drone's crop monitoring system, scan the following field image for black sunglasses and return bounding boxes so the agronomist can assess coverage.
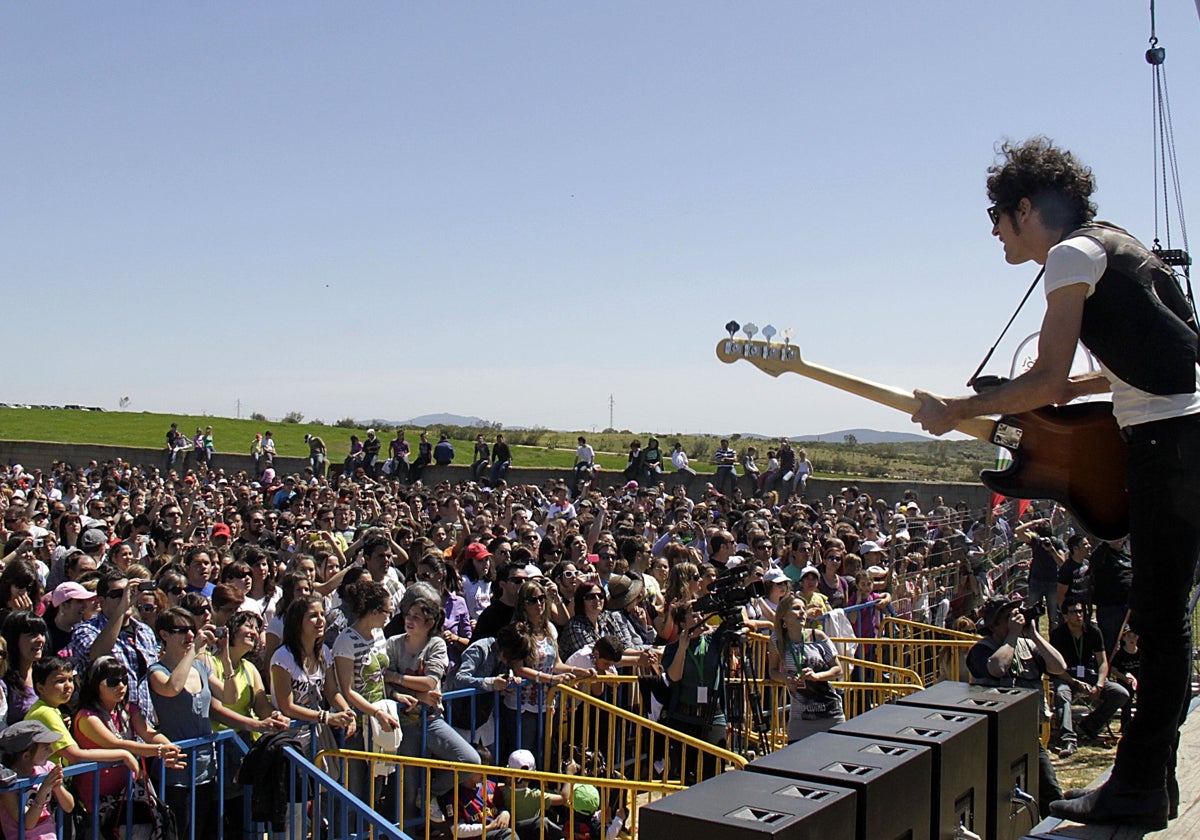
[582,593,604,602]
[163,626,194,635]
[103,675,128,688]
[987,205,1003,225]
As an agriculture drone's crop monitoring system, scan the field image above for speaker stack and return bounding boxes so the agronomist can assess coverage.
[832,701,988,840]
[897,683,1040,840]
[746,733,933,840]
[638,769,857,840]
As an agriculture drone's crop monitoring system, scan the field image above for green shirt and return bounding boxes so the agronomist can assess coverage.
[25,700,76,766]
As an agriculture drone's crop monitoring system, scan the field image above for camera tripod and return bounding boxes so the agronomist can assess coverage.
[706,615,774,758]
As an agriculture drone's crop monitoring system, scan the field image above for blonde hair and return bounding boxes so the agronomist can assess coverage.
[664,561,698,605]
[773,591,802,660]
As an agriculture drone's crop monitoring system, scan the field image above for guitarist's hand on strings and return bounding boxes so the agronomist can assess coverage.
[912,391,964,436]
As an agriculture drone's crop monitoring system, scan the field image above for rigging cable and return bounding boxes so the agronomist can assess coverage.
[1146,0,1193,312]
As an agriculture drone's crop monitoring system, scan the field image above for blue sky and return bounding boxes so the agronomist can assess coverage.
[5,3,1199,438]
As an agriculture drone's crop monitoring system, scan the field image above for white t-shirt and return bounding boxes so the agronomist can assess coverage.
[1045,235,1200,429]
[270,645,333,712]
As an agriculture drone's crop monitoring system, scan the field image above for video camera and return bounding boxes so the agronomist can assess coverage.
[1019,602,1046,623]
[693,563,763,621]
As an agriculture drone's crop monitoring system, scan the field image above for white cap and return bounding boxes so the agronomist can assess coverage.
[507,749,536,770]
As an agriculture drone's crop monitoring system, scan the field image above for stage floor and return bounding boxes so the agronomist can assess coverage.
[1028,700,1200,839]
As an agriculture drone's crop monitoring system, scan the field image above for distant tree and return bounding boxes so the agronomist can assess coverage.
[250,412,267,422]
[282,411,304,424]
[843,433,858,447]
[335,417,357,428]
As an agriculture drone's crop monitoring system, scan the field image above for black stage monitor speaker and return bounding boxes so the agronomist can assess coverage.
[746,732,933,840]
[898,683,1040,840]
[639,769,857,840]
[832,701,988,840]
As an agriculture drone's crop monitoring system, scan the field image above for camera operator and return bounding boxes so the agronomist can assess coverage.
[663,601,734,782]
[967,595,1066,810]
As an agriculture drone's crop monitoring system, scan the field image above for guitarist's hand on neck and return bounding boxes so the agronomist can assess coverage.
[912,391,967,437]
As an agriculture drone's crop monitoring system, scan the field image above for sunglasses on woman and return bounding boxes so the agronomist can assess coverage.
[103,675,128,688]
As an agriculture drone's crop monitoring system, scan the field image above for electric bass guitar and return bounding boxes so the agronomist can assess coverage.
[715,331,1129,540]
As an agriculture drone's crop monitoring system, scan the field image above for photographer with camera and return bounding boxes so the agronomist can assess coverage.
[967,595,1066,810]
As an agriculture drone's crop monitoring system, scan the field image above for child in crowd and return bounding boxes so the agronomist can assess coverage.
[442,771,513,839]
[1110,627,1141,727]
[498,748,573,840]
[22,657,138,775]
[0,720,75,840]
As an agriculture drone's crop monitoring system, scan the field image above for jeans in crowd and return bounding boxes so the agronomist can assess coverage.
[1053,677,1130,743]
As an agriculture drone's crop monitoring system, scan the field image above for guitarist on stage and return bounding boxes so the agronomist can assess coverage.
[914,137,1200,830]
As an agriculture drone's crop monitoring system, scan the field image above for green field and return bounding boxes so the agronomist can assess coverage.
[0,409,629,471]
[0,408,993,481]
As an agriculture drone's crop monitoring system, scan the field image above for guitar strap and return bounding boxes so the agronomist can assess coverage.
[966,267,1046,390]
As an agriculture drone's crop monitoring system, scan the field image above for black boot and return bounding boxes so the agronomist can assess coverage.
[1049,778,1168,830]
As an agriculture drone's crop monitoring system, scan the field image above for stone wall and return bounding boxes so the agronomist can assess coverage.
[0,439,993,511]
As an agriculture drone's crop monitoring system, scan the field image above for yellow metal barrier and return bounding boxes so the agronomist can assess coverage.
[882,615,979,642]
[832,634,978,685]
[837,655,924,688]
[751,678,924,751]
[835,680,923,718]
[546,680,747,787]
[320,747,685,840]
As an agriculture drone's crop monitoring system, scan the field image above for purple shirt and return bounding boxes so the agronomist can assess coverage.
[442,592,472,668]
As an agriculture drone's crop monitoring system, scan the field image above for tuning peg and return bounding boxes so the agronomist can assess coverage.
[761,325,776,344]
[780,327,795,346]
[725,320,740,338]
[743,322,758,341]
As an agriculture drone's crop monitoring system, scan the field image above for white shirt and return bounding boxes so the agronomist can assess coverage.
[1046,235,1200,428]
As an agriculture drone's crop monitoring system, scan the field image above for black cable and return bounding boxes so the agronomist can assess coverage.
[965,268,1045,389]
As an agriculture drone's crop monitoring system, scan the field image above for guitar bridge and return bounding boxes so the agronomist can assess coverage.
[992,422,1023,450]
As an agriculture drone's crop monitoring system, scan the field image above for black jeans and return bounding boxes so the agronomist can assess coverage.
[1111,414,1200,792]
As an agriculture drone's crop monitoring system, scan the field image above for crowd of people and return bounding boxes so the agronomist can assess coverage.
[0,447,1069,837]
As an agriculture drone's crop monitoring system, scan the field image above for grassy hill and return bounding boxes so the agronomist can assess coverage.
[0,408,993,482]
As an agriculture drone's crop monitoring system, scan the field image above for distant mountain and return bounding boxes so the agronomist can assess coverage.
[379,413,493,428]
[794,428,931,444]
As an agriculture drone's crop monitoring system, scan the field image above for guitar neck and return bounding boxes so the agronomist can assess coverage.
[715,338,997,443]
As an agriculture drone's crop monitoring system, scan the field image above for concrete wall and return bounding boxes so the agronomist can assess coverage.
[0,439,993,510]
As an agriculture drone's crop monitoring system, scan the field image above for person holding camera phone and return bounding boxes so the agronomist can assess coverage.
[1014,517,1065,631]
[967,595,1067,811]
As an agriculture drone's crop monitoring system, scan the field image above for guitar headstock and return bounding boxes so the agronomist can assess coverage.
[714,321,805,378]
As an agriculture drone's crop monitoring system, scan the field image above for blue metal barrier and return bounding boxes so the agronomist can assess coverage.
[283,745,411,840]
[0,729,251,840]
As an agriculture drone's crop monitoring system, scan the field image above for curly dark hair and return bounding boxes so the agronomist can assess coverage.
[986,137,1097,231]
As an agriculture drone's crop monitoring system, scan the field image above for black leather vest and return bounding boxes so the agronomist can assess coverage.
[1072,222,1198,395]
